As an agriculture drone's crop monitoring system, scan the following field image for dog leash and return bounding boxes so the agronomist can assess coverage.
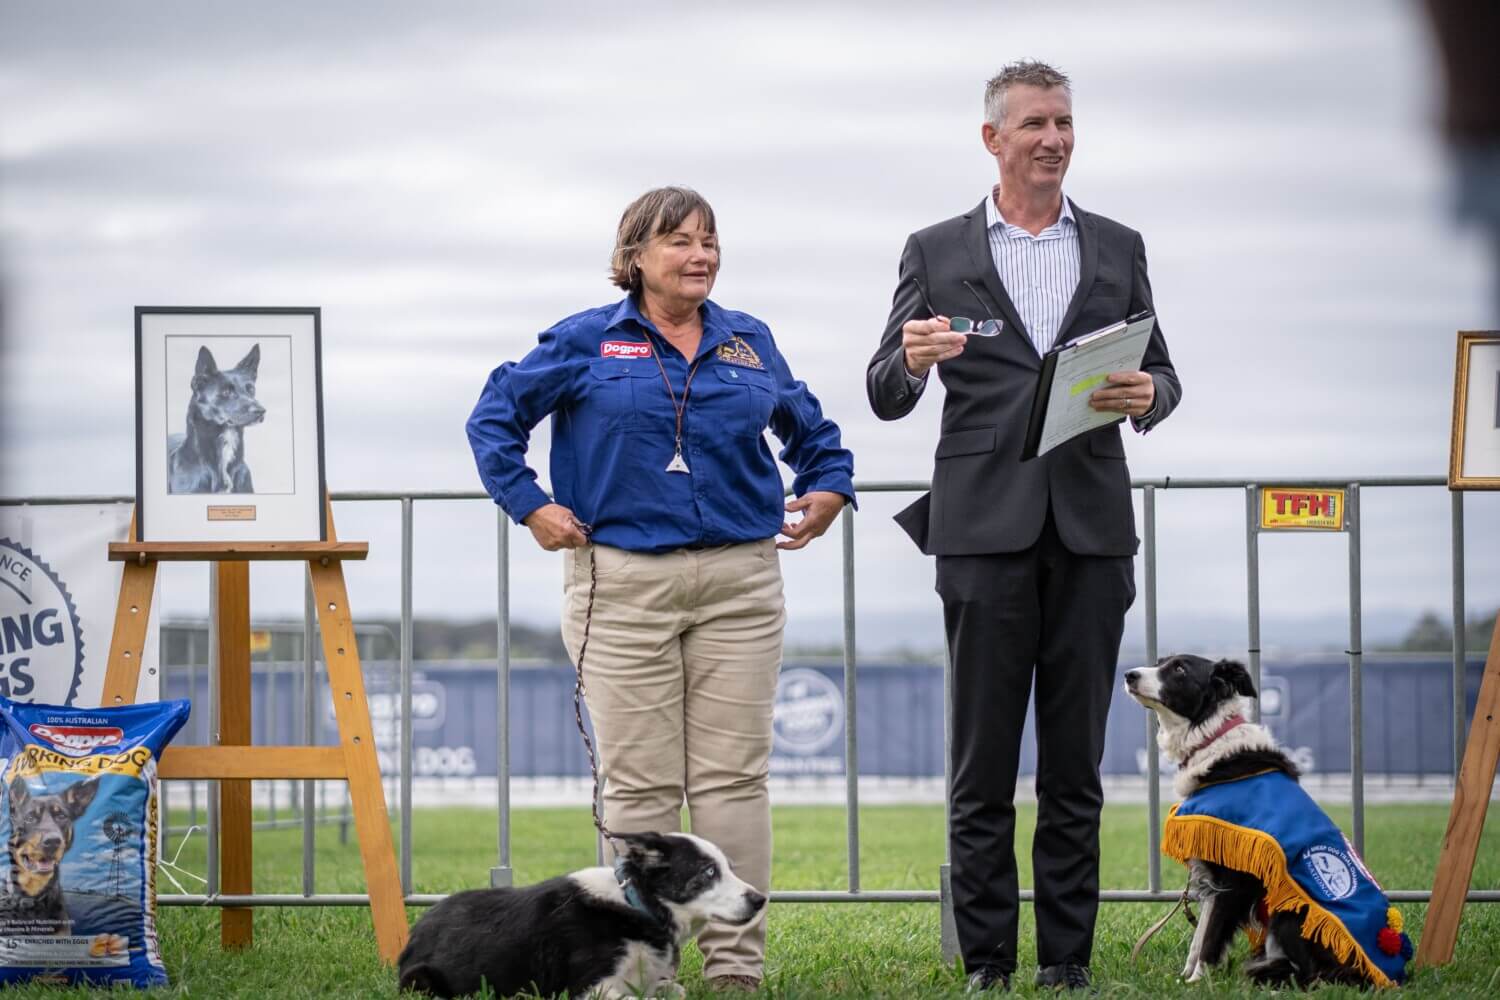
[1130,881,1197,964]
[157,825,211,900]
[568,521,615,841]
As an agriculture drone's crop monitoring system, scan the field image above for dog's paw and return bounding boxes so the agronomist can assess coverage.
[1184,962,1208,984]
[654,983,687,999]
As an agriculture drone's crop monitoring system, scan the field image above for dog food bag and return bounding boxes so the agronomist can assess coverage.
[0,696,190,988]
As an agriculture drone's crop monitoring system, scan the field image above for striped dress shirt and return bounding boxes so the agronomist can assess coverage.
[984,187,1080,356]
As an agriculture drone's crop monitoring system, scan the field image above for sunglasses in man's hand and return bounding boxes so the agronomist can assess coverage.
[908,276,1006,337]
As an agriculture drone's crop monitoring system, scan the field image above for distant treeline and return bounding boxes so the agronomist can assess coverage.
[364,618,568,662]
[159,607,1496,668]
[1378,608,1498,654]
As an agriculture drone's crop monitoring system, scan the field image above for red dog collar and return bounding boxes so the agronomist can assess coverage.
[1180,713,1246,768]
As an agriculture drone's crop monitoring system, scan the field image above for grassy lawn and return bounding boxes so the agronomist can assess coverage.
[4,802,1497,997]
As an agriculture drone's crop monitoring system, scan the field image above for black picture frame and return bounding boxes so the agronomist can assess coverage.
[134,306,327,542]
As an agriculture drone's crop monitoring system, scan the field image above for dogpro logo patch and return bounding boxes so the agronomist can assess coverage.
[26,724,124,758]
[600,340,652,359]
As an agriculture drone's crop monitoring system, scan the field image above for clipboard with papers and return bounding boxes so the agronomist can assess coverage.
[1021,312,1156,461]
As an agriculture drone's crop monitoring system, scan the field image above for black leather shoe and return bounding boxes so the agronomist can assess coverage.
[1035,963,1092,991]
[965,966,1012,992]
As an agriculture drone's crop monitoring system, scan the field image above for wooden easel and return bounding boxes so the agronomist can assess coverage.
[1417,610,1500,967]
[100,506,408,965]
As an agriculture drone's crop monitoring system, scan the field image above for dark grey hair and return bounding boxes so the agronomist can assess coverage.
[984,60,1072,126]
[609,186,718,293]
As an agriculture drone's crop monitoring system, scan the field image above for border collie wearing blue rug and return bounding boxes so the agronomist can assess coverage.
[398,831,765,998]
[1125,655,1411,988]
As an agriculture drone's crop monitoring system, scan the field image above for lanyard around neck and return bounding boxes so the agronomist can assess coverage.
[648,338,703,471]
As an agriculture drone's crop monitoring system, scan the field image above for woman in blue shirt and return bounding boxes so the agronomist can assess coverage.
[466,187,854,991]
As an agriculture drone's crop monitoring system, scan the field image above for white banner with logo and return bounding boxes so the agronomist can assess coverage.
[0,505,159,706]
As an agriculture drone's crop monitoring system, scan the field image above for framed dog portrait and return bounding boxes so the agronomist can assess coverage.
[135,307,327,541]
[1449,330,1500,490]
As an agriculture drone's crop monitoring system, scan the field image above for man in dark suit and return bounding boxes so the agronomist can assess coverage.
[867,61,1180,992]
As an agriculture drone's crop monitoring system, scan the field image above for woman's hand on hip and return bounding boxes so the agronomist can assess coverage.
[778,491,847,551]
[523,503,589,551]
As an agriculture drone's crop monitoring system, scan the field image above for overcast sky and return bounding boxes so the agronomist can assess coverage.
[2,0,1496,654]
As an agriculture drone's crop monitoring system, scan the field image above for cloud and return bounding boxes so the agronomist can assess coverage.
[1,0,1496,639]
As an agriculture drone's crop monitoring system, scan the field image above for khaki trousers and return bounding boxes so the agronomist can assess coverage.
[561,539,785,980]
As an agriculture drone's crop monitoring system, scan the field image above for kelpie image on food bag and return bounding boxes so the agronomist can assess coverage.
[0,698,190,988]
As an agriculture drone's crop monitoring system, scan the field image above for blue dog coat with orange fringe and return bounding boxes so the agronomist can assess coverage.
[1163,770,1411,986]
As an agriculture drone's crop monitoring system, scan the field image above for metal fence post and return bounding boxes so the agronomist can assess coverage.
[1244,485,1262,724]
[207,567,220,897]
[841,505,860,894]
[939,635,957,964]
[1144,485,1161,893]
[188,633,199,827]
[302,569,316,896]
[265,652,277,824]
[1451,491,1466,778]
[1347,483,1364,856]
[400,497,415,895]
[491,511,514,888]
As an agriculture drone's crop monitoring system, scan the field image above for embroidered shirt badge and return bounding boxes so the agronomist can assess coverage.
[715,336,764,370]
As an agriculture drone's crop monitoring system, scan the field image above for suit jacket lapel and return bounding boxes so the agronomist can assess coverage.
[961,203,1033,357]
[1055,198,1097,345]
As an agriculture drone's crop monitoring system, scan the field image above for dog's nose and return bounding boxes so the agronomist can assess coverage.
[1125,669,1140,684]
[41,835,63,852]
[745,890,766,911]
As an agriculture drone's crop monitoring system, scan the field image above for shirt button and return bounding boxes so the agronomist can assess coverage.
[730,370,739,379]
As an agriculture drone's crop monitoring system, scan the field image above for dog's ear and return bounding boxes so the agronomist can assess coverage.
[1211,659,1256,699]
[234,344,261,377]
[612,831,670,871]
[7,778,29,814]
[194,346,219,378]
[62,778,99,819]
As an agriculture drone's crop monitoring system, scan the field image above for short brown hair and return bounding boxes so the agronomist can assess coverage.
[984,60,1072,125]
[609,186,718,292]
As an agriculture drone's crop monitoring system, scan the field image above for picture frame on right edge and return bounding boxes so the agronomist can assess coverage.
[1449,330,1500,490]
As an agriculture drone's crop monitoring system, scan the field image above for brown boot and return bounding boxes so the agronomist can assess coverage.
[708,973,761,992]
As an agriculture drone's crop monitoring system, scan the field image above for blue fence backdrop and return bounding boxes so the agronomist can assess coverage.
[162,655,1486,780]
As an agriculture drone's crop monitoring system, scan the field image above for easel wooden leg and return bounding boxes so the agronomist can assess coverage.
[310,558,409,964]
[1417,612,1500,967]
[99,505,405,963]
[217,561,254,951]
[101,560,157,705]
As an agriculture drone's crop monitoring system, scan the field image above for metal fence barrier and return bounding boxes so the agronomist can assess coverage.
[4,479,1496,916]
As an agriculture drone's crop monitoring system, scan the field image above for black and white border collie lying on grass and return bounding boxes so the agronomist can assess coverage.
[1125,654,1412,989]
[398,832,765,998]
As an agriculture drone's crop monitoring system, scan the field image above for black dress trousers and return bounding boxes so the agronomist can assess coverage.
[938,510,1134,974]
